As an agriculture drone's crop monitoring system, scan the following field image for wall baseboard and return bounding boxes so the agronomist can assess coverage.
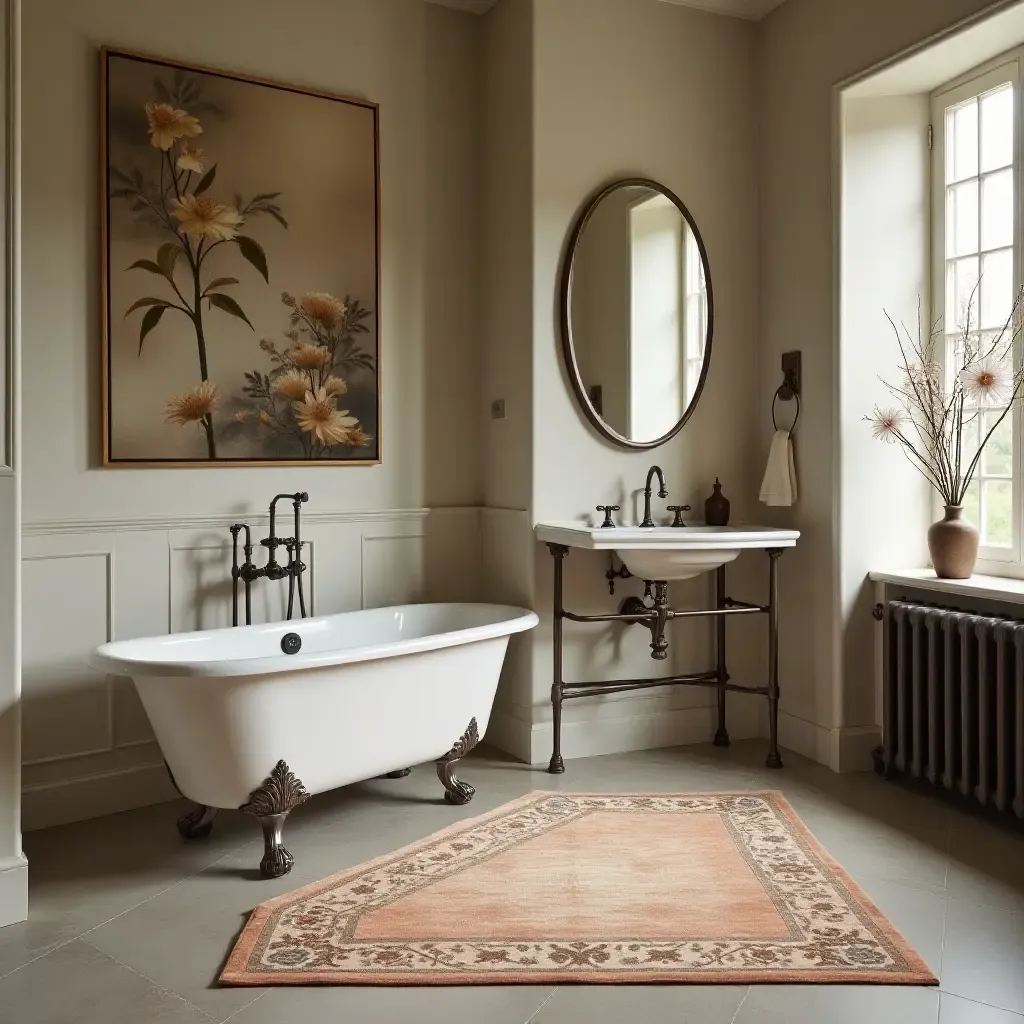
[22,763,178,832]
[523,700,761,766]
[777,711,832,768]
[833,724,882,773]
[0,855,28,929]
[485,705,532,763]
[777,711,880,773]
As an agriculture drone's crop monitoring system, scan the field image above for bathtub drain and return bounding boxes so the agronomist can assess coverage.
[281,633,302,655]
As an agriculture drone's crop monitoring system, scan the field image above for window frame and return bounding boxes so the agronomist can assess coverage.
[932,53,1024,575]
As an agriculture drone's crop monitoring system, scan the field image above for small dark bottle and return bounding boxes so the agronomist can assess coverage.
[705,478,730,526]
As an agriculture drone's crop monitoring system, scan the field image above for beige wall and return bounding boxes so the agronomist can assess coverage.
[518,0,765,762]
[17,0,486,828]
[22,0,482,524]
[482,0,533,512]
[533,0,759,528]
[757,0,1008,764]
[0,0,26,928]
[841,95,931,740]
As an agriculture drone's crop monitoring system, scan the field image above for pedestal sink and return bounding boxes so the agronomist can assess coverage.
[534,522,800,580]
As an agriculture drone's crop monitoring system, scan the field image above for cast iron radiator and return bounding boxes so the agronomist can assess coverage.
[879,599,1024,820]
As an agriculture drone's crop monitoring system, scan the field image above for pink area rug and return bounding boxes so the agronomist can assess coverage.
[221,791,937,986]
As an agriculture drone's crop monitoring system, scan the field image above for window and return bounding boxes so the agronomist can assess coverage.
[683,225,708,405]
[933,58,1022,568]
[628,195,683,440]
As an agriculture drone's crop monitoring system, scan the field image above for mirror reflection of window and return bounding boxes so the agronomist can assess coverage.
[628,194,683,441]
[565,180,711,447]
[684,225,708,408]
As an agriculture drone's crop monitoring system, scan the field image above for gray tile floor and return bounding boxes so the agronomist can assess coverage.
[1,740,1022,1024]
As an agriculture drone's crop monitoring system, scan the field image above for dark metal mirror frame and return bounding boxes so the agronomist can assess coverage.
[559,177,715,451]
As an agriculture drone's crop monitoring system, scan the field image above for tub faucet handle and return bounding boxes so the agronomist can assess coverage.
[596,505,620,529]
[667,505,691,528]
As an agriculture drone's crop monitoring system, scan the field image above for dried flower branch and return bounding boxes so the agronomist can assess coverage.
[867,286,1024,509]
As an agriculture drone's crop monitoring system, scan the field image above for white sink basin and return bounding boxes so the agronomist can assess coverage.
[534,522,800,581]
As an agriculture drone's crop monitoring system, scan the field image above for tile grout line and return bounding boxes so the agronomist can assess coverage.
[939,991,1024,1019]
[938,817,951,985]
[216,990,268,1023]
[729,985,751,1023]
[78,935,219,1022]
[523,987,558,1023]
[0,836,262,984]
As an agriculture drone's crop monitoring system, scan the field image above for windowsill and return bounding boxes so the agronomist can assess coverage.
[869,568,1024,605]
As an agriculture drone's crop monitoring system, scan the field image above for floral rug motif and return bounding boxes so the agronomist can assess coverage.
[220,791,937,986]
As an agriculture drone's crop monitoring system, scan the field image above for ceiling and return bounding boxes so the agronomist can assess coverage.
[427,0,787,20]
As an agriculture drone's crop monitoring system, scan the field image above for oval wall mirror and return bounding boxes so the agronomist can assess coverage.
[561,178,713,449]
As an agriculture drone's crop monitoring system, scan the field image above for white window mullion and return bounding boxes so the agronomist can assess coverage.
[933,57,1021,572]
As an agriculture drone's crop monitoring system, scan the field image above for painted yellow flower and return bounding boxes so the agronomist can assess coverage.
[176,145,205,174]
[293,388,359,445]
[145,103,202,150]
[170,195,243,241]
[323,375,348,397]
[273,369,311,401]
[232,410,250,423]
[343,426,372,448]
[165,380,217,425]
[259,409,273,426]
[289,342,331,370]
[298,292,347,329]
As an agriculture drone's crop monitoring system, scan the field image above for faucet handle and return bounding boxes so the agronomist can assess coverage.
[666,505,691,528]
[596,505,620,529]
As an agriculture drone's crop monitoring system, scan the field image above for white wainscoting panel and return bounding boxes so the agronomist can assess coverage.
[22,541,112,765]
[20,507,481,830]
[361,530,426,609]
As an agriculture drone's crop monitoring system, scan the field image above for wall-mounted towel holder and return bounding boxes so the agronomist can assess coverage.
[772,351,801,434]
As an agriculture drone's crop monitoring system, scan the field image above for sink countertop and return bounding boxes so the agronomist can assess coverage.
[534,521,800,550]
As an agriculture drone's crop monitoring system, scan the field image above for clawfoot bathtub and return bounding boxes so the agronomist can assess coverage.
[89,603,537,878]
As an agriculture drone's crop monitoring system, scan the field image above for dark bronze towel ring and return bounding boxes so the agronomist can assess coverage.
[772,379,801,434]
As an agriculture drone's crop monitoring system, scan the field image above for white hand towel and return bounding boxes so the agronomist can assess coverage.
[759,430,798,507]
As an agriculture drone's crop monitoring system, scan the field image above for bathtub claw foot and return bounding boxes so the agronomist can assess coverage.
[176,804,217,840]
[257,813,295,879]
[239,760,309,880]
[384,768,412,779]
[436,717,480,805]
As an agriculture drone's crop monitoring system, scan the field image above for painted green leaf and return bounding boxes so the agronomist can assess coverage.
[123,297,171,319]
[265,209,288,230]
[234,235,268,283]
[194,164,217,196]
[138,304,167,353]
[208,292,254,330]
[203,277,239,293]
[127,259,165,276]
[156,242,181,279]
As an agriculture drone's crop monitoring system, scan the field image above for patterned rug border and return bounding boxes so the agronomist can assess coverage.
[220,790,938,987]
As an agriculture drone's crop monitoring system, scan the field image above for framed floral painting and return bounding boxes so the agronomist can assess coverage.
[101,48,380,465]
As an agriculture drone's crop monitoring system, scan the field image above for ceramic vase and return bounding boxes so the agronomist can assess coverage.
[927,505,979,580]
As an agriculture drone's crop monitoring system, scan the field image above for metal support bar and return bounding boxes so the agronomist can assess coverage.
[766,549,784,768]
[563,605,762,625]
[715,564,730,747]
[548,543,569,774]
[563,678,769,700]
[563,671,718,691]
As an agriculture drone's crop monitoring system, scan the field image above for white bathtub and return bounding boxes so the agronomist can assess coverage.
[89,602,537,877]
